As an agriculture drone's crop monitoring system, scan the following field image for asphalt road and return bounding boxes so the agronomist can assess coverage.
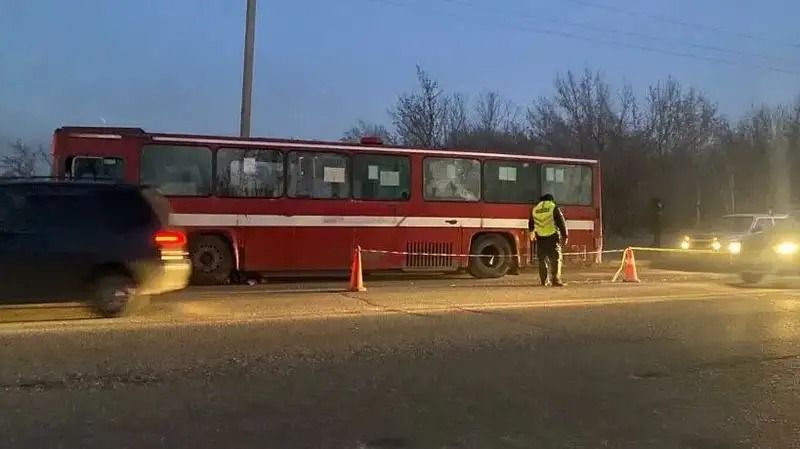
[1,271,798,448]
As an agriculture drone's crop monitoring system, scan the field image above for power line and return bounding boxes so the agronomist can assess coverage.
[366,0,800,76]
[440,0,800,68]
[560,0,800,48]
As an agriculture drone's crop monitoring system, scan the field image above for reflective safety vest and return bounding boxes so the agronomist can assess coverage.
[532,200,557,237]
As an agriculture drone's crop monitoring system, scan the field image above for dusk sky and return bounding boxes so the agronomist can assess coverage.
[2,0,799,147]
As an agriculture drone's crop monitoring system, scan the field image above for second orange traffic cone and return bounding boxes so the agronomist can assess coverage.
[349,246,366,292]
[622,247,640,283]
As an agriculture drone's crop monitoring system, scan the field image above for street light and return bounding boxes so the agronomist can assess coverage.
[239,0,257,137]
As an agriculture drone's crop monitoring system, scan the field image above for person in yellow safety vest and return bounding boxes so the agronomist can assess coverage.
[528,193,569,287]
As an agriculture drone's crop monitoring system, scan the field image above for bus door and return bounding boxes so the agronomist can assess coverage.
[350,154,411,271]
[399,156,480,272]
[285,151,354,272]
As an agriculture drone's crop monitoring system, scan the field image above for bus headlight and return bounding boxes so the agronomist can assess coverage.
[774,242,798,255]
[728,241,741,254]
[711,240,722,251]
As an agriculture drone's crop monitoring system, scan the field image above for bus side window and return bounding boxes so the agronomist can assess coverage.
[75,157,98,179]
[68,156,126,180]
[63,156,74,177]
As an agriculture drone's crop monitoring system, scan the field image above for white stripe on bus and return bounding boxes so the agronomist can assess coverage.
[168,214,595,231]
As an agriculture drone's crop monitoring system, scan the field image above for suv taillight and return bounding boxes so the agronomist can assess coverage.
[154,230,188,261]
[154,230,187,248]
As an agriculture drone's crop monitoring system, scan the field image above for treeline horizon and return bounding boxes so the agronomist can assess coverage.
[342,66,800,235]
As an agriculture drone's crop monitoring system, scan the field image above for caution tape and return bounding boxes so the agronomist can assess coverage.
[628,246,730,254]
[359,246,731,259]
[359,248,627,258]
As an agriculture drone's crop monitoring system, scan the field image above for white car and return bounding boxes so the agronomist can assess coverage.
[678,213,787,254]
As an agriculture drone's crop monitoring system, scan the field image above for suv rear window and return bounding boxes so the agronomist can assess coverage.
[0,183,164,232]
[139,187,172,226]
[90,188,162,230]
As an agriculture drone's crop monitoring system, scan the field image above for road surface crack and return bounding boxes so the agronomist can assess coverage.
[340,292,438,318]
[0,371,162,392]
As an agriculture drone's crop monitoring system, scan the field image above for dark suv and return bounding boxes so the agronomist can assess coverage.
[0,178,191,317]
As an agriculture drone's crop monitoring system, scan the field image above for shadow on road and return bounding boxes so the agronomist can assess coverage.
[723,279,800,290]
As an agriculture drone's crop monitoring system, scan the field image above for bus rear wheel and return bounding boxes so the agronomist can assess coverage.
[189,235,233,285]
[468,234,513,279]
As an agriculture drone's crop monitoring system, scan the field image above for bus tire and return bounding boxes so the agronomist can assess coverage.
[468,234,513,279]
[189,235,234,285]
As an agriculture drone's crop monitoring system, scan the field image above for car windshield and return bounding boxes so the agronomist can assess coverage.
[704,216,754,233]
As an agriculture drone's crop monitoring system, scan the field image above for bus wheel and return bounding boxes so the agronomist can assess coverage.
[468,234,513,279]
[190,235,233,285]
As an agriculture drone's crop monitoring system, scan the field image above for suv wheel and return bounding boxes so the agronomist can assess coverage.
[92,274,150,318]
[740,271,765,285]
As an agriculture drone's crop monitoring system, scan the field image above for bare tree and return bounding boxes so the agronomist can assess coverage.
[527,69,619,157]
[526,97,573,155]
[473,91,519,134]
[389,65,450,148]
[449,91,520,151]
[554,69,618,155]
[341,120,396,144]
[639,78,719,222]
[643,78,717,161]
[341,63,800,236]
[442,92,470,147]
[1,139,49,177]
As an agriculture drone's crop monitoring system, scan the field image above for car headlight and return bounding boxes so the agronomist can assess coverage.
[711,240,722,251]
[728,241,741,254]
[773,242,798,255]
[680,240,690,250]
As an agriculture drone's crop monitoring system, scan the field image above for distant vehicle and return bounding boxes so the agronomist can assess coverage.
[736,216,800,283]
[50,126,603,284]
[677,213,787,254]
[0,178,191,317]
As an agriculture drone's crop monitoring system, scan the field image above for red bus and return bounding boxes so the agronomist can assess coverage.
[51,126,602,284]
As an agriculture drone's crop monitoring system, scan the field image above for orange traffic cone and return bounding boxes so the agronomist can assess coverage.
[622,247,640,283]
[349,246,366,292]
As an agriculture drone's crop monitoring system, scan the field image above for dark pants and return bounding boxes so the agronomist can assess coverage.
[536,235,562,285]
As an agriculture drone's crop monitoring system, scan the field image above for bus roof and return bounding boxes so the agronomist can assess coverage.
[55,126,599,165]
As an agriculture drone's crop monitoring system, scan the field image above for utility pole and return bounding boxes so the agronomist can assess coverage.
[239,0,257,137]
